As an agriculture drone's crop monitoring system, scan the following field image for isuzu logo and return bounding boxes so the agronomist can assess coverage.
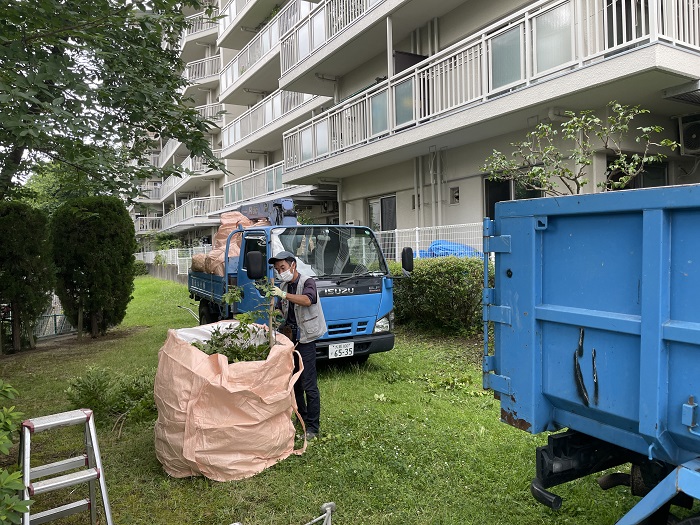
[322,287,355,296]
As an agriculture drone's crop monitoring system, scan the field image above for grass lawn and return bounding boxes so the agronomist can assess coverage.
[0,276,681,524]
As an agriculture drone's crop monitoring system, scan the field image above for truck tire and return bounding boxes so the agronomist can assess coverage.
[677,515,700,525]
[199,300,213,325]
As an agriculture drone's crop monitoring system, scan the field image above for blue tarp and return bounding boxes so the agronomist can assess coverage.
[418,240,483,259]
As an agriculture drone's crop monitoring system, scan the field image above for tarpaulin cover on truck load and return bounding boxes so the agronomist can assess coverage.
[418,240,483,259]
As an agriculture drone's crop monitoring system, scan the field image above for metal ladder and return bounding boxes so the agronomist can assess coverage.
[20,409,113,525]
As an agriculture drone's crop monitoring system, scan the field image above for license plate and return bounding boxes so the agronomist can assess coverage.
[328,342,354,359]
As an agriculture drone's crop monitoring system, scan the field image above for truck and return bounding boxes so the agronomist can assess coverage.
[188,198,413,362]
[483,184,700,525]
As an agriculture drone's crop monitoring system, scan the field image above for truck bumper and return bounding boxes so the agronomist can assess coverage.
[315,333,394,361]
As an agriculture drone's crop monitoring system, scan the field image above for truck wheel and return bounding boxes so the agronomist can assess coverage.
[677,515,700,525]
[198,301,213,325]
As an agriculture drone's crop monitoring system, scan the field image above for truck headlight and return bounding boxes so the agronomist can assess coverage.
[373,311,394,333]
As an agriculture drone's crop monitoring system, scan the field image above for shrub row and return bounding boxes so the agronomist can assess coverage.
[389,256,494,335]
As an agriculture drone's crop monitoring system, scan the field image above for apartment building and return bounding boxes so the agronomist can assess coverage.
[133,0,700,246]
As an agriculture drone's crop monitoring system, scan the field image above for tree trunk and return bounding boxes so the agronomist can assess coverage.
[91,311,99,338]
[11,302,21,353]
[77,304,83,340]
[0,146,25,199]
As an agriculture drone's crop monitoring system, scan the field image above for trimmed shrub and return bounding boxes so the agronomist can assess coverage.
[51,196,137,337]
[392,256,493,334]
[134,260,149,276]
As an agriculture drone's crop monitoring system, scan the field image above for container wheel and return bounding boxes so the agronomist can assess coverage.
[198,300,213,325]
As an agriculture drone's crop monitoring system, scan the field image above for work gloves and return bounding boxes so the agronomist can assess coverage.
[271,286,286,299]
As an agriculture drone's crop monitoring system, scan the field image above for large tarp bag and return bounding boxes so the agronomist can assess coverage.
[153,321,305,481]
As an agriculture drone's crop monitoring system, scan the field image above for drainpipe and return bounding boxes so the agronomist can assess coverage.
[337,179,345,225]
[432,18,439,54]
[430,149,437,227]
[387,16,394,77]
[436,149,443,227]
[413,158,419,227]
[418,156,425,228]
[427,20,432,55]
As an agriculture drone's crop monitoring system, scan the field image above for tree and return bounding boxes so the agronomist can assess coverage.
[23,161,112,217]
[481,101,678,196]
[0,0,220,201]
[51,196,137,338]
[0,201,54,353]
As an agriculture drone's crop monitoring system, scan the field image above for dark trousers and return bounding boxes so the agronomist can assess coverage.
[294,341,320,434]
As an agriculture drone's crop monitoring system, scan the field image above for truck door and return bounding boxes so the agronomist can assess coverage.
[236,232,268,315]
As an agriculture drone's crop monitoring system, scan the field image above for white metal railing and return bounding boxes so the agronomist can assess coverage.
[158,150,222,200]
[283,0,700,170]
[158,138,181,167]
[281,0,384,74]
[183,10,218,39]
[146,153,160,167]
[161,196,224,230]
[135,246,213,274]
[374,222,484,262]
[184,55,220,82]
[219,0,254,36]
[181,149,222,173]
[137,183,161,200]
[222,161,297,207]
[221,0,313,94]
[196,103,225,123]
[134,216,163,232]
[222,90,317,150]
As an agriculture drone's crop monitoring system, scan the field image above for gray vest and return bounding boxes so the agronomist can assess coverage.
[281,272,327,343]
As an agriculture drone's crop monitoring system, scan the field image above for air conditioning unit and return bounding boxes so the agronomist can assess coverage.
[679,114,700,155]
[345,219,362,226]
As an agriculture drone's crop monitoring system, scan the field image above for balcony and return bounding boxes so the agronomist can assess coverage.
[221,89,331,159]
[196,103,226,128]
[161,196,224,233]
[137,183,162,201]
[222,161,303,208]
[181,11,218,64]
[160,150,223,200]
[220,0,313,106]
[279,0,464,95]
[283,0,700,179]
[157,138,186,168]
[134,216,163,234]
[183,55,220,94]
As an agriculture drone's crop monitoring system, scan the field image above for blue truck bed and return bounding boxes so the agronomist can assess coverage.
[483,184,700,522]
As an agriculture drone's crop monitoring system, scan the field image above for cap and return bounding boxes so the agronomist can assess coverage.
[268,250,296,264]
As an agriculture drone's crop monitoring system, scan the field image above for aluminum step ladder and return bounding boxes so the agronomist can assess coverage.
[20,409,113,525]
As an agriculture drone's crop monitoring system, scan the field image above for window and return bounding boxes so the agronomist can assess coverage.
[449,187,460,205]
[368,195,396,231]
[607,160,668,189]
[484,179,541,218]
[489,25,523,90]
[534,3,573,74]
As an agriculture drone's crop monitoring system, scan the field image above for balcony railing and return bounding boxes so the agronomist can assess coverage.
[184,55,220,82]
[138,183,162,200]
[159,149,222,200]
[183,11,218,39]
[223,161,297,207]
[158,138,181,167]
[196,103,225,123]
[219,0,254,35]
[134,216,163,233]
[284,0,700,170]
[221,0,313,93]
[161,196,224,230]
[281,0,384,74]
[222,90,317,150]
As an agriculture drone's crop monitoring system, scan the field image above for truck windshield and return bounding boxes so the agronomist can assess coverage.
[270,226,389,278]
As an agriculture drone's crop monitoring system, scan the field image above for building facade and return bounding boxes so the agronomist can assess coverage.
[133,0,700,247]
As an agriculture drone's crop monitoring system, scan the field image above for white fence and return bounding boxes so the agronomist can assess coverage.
[374,222,483,262]
[136,246,212,275]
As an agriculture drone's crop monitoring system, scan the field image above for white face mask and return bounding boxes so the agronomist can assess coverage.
[279,269,294,282]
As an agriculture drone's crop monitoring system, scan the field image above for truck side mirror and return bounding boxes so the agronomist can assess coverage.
[401,247,414,273]
[245,251,266,280]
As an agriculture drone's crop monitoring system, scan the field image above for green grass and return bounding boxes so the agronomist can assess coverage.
[0,276,692,524]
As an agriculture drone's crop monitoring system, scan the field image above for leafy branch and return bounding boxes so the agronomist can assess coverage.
[481,101,678,196]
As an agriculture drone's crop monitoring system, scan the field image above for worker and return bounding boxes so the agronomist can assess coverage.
[269,250,326,440]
